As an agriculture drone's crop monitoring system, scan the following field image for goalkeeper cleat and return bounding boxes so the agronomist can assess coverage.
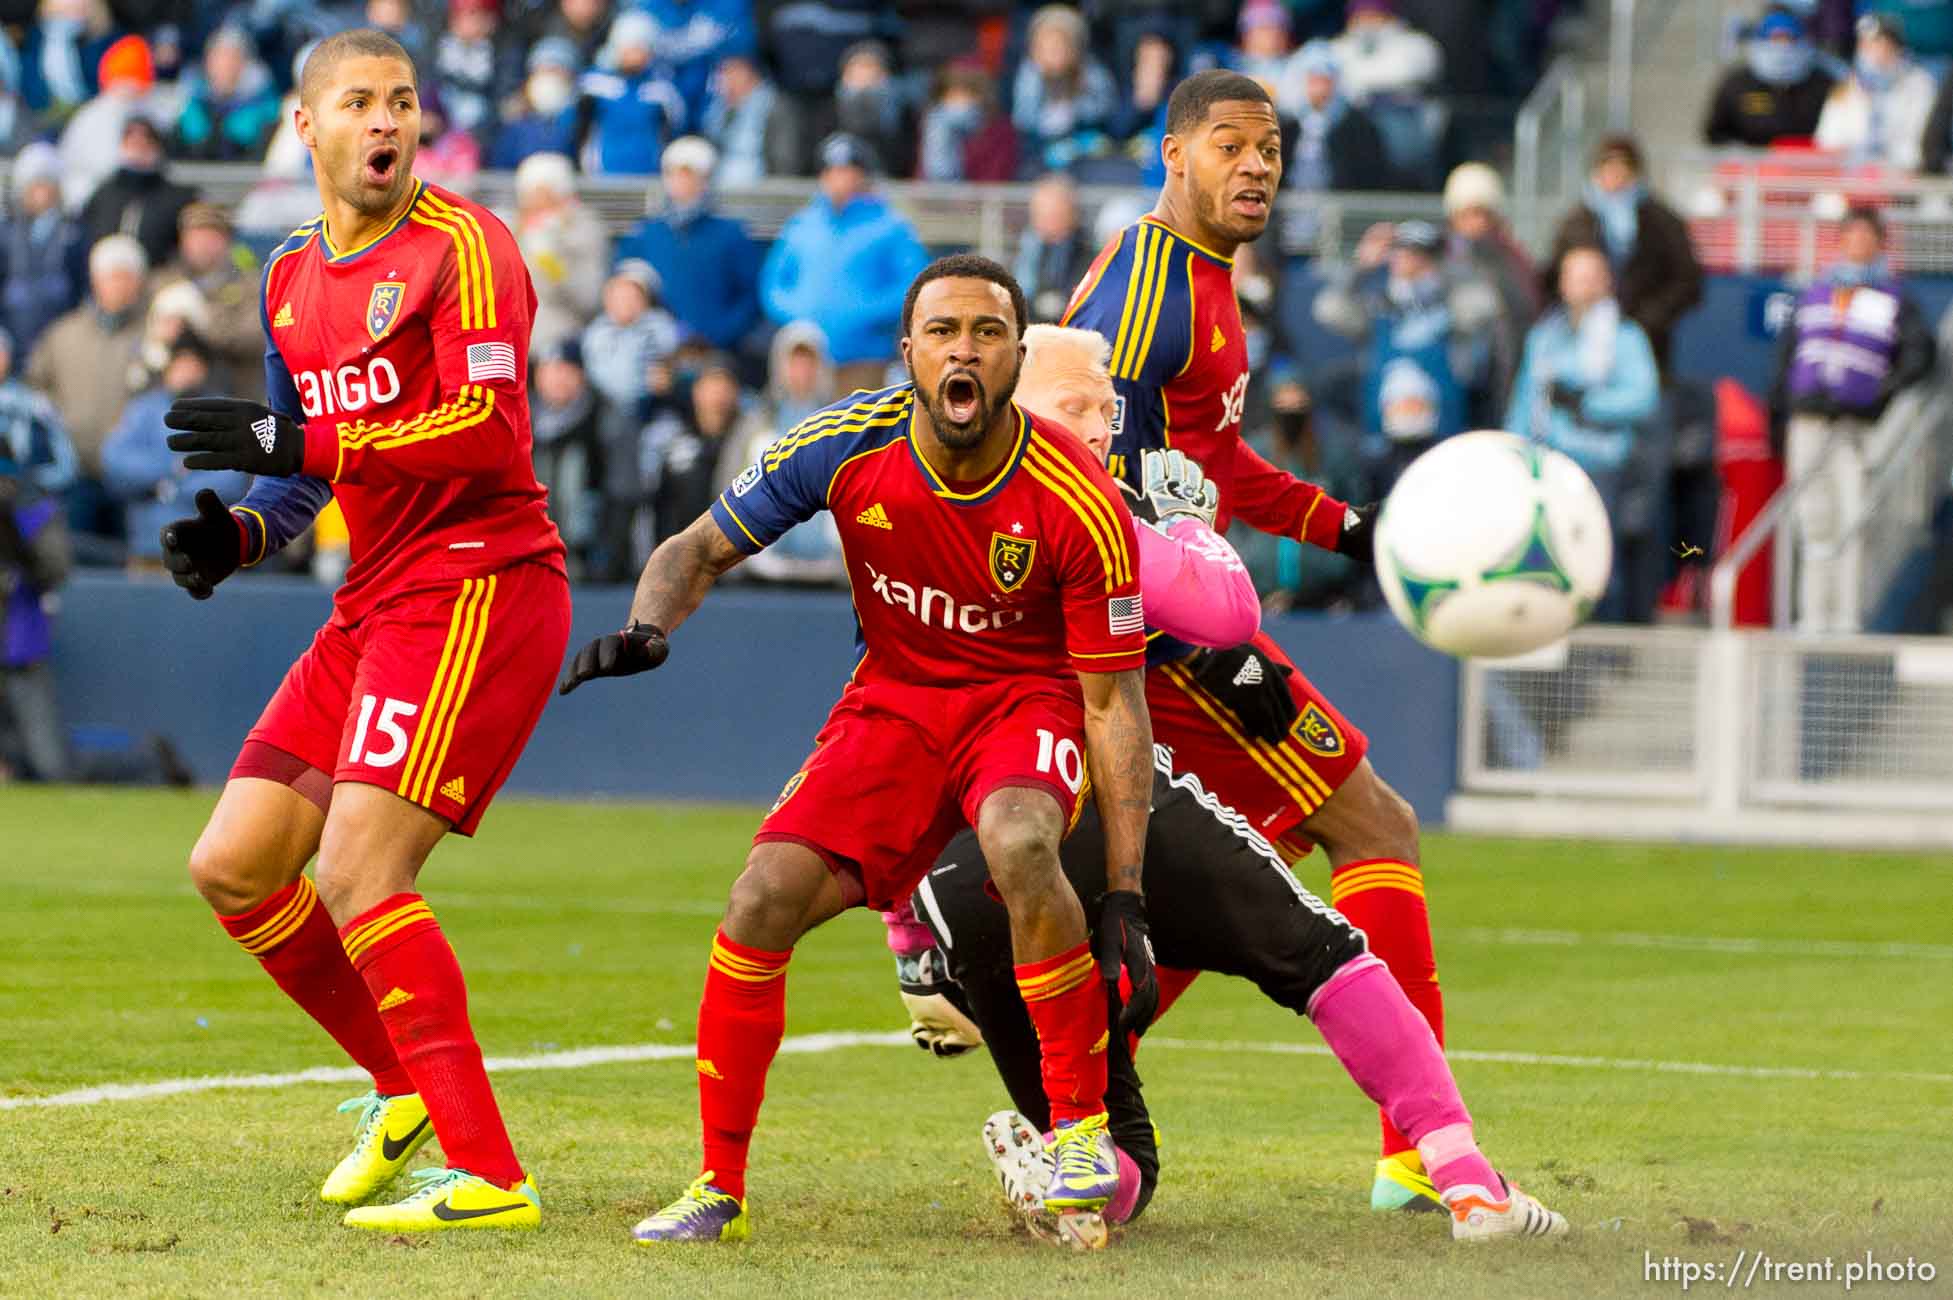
[342,1167,540,1232]
[983,1110,1052,1216]
[1043,1112,1119,1212]
[631,1173,750,1244]
[1442,1175,1569,1241]
[319,1091,434,1205]
[1371,1149,1443,1213]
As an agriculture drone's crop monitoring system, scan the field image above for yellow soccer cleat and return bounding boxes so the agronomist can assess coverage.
[342,1167,541,1232]
[320,1091,435,1205]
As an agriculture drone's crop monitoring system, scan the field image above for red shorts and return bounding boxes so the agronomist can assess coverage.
[1148,630,1367,857]
[233,562,571,836]
[756,676,1090,911]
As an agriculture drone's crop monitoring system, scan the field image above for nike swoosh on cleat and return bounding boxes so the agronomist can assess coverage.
[381,1116,431,1161]
[430,1198,532,1221]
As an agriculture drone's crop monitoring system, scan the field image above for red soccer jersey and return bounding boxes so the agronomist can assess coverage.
[710,385,1146,686]
[1061,216,1348,549]
[256,180,564,623]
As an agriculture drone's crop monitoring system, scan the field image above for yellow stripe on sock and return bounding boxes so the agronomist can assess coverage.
[341,902,436,963]
[235,877,318,955]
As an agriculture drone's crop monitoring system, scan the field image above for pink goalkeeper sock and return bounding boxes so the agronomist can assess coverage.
[1308,952,1493,1194]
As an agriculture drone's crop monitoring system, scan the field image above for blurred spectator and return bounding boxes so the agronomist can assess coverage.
[1280,40,1394,195]
[101,332,248,566]
[366,0,432,67]
[261,37,321,182]
[918,62,1018,183]
[581,10,685,174]
[512,152,610,358]
[1703,9,1833,147]
[413,82,485,182]
[891,0,1010,74]
[1814,12,1935,169]
[703,52,792,183]
[0,327,79,496]
[153,204,263,401]
[764,0,879,101]
[726,319,845,583]
[0,29,26,153]
[634,0,756,133]
[1229,372,1364,611]
[0,143,88,357]
[1862,0,1953,60]
[487,37,584,168]
[1011,4,1116,174]
[1916,46,1953,172]
[1543,135,1702,378]
[1236,0,1294,84]
[645,352,744,545]
[1768,207,1934,633]
[174,24,281,161]
[1013,173,1093,323]
[431,0,522,150]
[1443,161,1536,404]
[617,136,762,354]
[79,115,193,271]
[531,0,612,67]
[0,473,74,781]
[136,280,213,391]
[529,336,606,576]
[834,39,914,178]
[1506,245,1660,620]
[1313,219,1501,486]
[581,258,681,417]
[26,235,149,520]
[1110,27,1178,166]
[60,34,164,211]
[1327,0,1442,105]
[20,0,113,120]
[760,133,927,392]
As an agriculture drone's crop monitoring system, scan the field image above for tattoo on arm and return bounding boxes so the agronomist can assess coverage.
[627,513,746,632]
[1082,666,1153,896]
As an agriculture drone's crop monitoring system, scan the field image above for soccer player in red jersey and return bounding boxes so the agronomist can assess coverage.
[156,28,568,1232]
[1061,68,1450,1213]
[560,255,1158,1245]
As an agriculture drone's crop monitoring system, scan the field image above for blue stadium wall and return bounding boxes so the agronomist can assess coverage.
[50,574,1461,824]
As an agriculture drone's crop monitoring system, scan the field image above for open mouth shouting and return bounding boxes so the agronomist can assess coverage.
[363,143,401,188]
[1230,186,1269,222]
[940,371,985,426]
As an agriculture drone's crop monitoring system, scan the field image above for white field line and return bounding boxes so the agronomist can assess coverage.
[6,1030,1951,1113]
[1448,927,1953,961]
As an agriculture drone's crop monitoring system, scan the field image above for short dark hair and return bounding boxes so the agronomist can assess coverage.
[1592,133,1644,174]
[901,254,1028,338]
[1841,205,1887,240]
[1165,69,1274,137]
[300,28,417,107]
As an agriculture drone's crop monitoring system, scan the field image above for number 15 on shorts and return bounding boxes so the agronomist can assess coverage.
[347,694,420,769]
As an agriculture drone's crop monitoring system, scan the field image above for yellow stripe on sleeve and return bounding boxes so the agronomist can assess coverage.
[418,190,497,329]
[1127,238,1177,380]
[1023,454,1120,594]
[407,207,478,330]
[1106,227,1154,382]
[1026,435,1132,585]
[766,393,913,470]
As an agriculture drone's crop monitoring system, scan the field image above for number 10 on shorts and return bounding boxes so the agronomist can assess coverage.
[1035,727,1084,794]
[348,694,420,768]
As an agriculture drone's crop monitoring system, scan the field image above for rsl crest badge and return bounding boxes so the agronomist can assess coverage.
[366,281,406,341]
[988,532,1036,594]
[1291,703,1346,758]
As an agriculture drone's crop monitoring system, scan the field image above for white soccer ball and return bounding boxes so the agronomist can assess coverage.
[1374,431,1613,658]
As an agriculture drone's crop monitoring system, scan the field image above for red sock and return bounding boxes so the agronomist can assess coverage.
[695,929,791,1202]
[339,893,523,1188]
[1329,859,1445,1158]
[1015,941,1108,1124]
[217,877,412,1096]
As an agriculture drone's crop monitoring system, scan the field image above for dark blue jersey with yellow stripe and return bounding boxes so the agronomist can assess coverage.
[709,383,1147,687]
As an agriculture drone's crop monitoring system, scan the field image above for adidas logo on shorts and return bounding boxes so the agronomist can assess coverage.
[1233,657,1264,688]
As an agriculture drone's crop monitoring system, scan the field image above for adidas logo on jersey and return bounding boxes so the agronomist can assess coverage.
[856,503,893,530]
[273,302,294,328]
[438,775,466,804]
[1232,657,1264,687]
[1211,324,1226,352]
[376,987,415,1012]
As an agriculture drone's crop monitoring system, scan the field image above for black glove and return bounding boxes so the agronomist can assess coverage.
[558,621,670,694]
[1547,379,1585,414]
[1095,889,1159,1040]
[1191,642,1298,744]
[159,488,244,600]
[165,397,305,476]
[1333,500,1377,565]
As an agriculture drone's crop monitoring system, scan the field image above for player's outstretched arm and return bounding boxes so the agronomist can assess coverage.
[557,512,746,694]
[1078,667,1158,1036]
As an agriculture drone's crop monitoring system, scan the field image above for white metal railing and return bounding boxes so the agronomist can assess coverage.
[1513,58,1589,251]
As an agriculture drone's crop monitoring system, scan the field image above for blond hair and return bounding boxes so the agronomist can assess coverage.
[1021,323,1112,388]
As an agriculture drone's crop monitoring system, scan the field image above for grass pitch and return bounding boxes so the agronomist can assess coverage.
[2,786,1950,1298]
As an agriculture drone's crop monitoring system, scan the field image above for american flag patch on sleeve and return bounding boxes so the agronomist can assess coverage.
[465,341,519,383]
[1107,594,1144,636]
